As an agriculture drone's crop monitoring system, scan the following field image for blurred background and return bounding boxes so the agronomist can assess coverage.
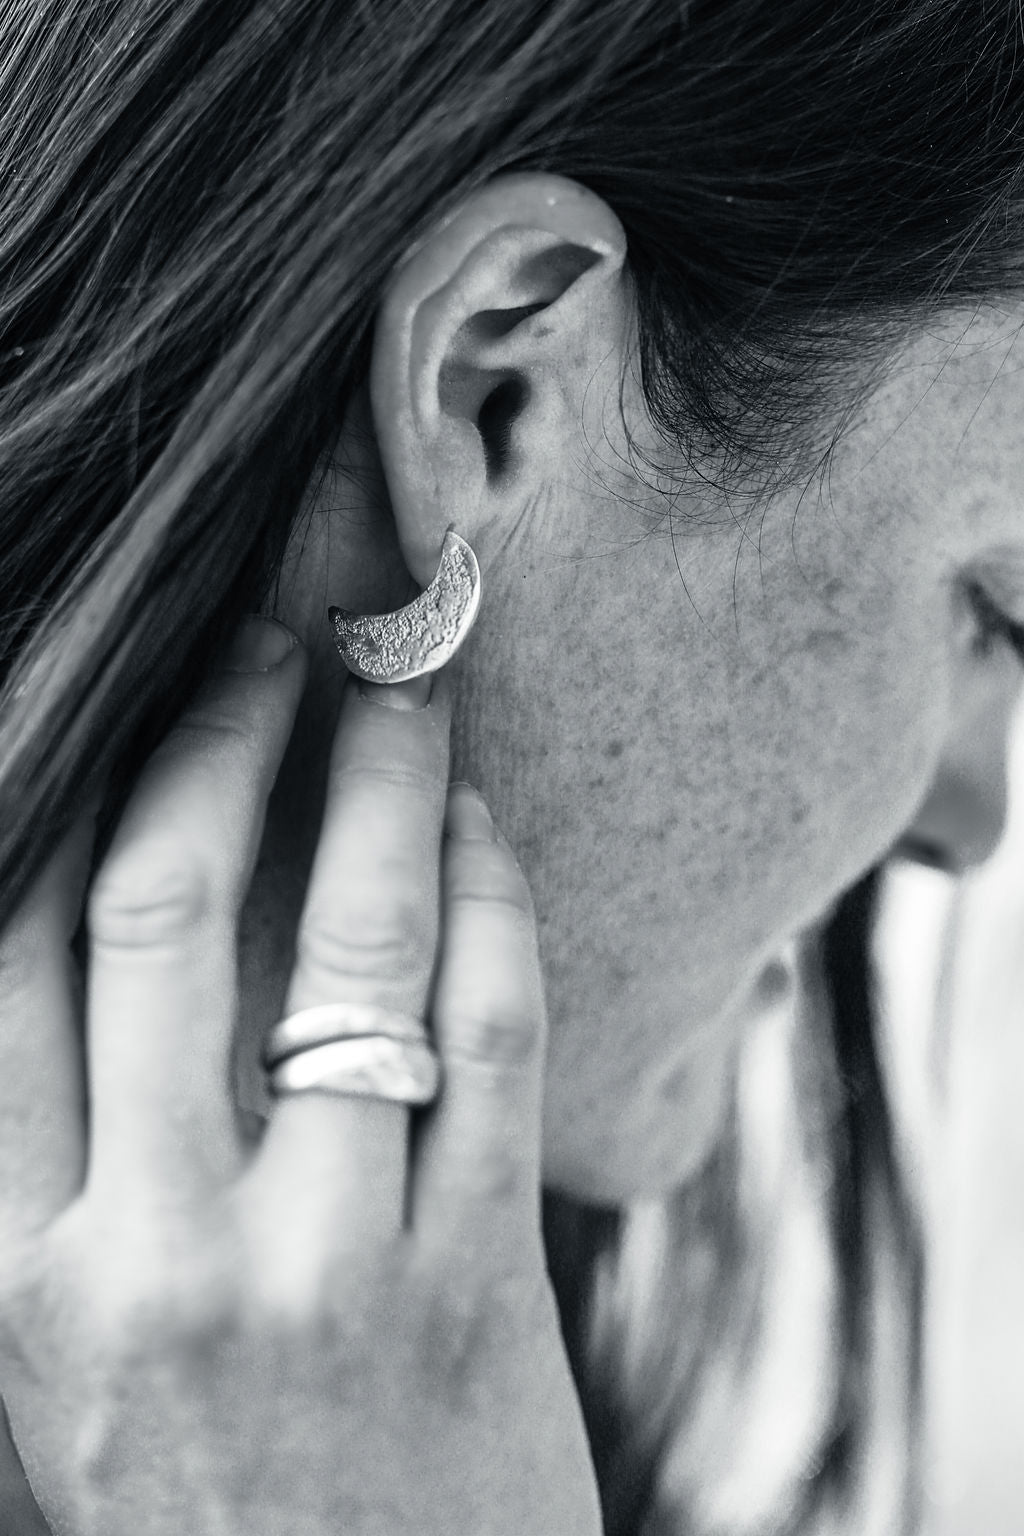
[879,691,1024,1536]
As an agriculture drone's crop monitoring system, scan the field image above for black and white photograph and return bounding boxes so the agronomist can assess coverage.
[0,3,1022,1532]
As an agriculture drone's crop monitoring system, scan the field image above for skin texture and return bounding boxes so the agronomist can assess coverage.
[235,174,1024,1202]
[0,664,602,1536]
[1,172,1022,1536]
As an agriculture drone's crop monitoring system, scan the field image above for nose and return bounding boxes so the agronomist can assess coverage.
[895,767,1009,874]
[894,673,1021,876]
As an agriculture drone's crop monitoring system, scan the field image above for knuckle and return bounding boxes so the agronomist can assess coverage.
[95,1240,240,1359]
[88,847,213,949]
[447,842,535,916]
[111,1284,207,1360]
[467,1141,528,1206]
[86,708,264,956]
[170,704,255,754]
[0,1242,51,1351]
[443,1002,541,1067]
[297,897,434,986]
[247,1238,404,1353]
[400,1266,493,1395]
[333,759,440,803]
[424,1299,493,1406]
[406,1266,543,1412]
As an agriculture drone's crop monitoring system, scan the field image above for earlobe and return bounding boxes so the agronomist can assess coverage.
[369,173,628,587]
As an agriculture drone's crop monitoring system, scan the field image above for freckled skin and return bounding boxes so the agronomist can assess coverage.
[239,306,1024,1203]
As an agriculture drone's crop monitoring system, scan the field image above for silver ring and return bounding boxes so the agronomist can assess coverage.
[262,1001,430,1070]
[267,1034,441,1106]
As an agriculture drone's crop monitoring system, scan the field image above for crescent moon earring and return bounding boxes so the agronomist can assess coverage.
[328,527,481,684]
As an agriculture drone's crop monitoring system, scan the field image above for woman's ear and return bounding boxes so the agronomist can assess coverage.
[369,172,629,586]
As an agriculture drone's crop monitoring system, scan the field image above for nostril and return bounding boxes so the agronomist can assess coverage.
[891,835,958,874]
[902,764,1010,876]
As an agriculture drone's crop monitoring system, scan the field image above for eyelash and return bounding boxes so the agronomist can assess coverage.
[965,579,1024,666]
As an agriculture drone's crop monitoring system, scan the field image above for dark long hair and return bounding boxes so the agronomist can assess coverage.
[0,1,1017,1529]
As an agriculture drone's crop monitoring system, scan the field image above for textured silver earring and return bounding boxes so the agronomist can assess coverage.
[328,527,481,684]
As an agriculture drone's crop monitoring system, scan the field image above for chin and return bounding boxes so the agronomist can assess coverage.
[540,1066,733,1206]
[537,953,796,1205]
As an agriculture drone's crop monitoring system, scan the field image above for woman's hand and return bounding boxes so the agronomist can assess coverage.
[0,617,601,1536]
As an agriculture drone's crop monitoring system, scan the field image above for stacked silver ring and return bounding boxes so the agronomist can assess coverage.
[263,1002,441,1106]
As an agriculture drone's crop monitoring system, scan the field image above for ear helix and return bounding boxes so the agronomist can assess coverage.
[328,528,481,684]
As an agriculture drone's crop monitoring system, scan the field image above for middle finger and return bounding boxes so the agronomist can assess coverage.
[254,671,451,1242]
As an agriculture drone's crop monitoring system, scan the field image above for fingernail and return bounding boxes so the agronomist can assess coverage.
[358,674,433,711]
[445,781,496,842]
[223,616,298,672]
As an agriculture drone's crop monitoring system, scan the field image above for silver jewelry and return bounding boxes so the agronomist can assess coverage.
[328,527,481,684]
[267,1034,441,1106]
[262,1001,430,1069]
